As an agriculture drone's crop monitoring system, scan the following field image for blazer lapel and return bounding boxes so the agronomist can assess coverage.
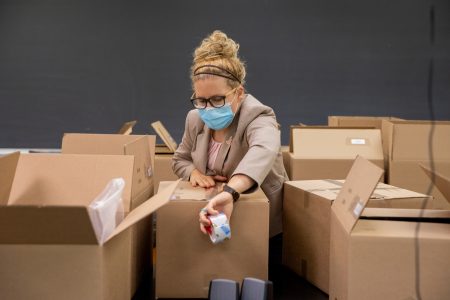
[192,125,210,174]
[213,119,238,176]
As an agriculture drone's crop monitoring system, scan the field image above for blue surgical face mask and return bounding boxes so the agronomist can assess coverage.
[198,95,237,130]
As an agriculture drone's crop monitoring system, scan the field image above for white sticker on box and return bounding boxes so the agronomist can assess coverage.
[147,166,153,177]
[351,138,366,145]
[353,201,364,218]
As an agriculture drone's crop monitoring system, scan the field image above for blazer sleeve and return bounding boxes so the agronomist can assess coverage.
[231,113,280,189]
[172,110,197,180]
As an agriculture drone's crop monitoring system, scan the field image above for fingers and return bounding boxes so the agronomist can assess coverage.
[191,174,216,188]
[200,223,207,234]
[213,175,228,182]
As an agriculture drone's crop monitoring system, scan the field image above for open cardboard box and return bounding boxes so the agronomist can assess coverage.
[0,152,179,300]
[329,156,450,300]
[155,181,269,299]
[282,178,432,293]
[382,120,450,208]
[288,126,384,181]
[61,133,155,295]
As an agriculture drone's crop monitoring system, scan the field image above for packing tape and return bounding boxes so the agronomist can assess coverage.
[205,213,231,244]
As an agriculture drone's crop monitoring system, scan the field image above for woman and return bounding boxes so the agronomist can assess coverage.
[172,30,288,238]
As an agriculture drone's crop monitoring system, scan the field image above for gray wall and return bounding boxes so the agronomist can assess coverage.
[0,0,449,148]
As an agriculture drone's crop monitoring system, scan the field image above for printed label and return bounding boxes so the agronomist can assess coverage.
[351,138,366,145]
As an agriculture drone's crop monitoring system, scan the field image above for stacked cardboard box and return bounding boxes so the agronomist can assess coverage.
[329,156,450,300]
[155,181,269,298]
[61,133,155,295]
[288,126,384,181]
[0,152,179,300]
[382,120,450,209]
[282,178,432,293]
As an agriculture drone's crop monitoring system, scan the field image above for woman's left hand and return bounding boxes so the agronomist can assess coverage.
[199,191,234,234]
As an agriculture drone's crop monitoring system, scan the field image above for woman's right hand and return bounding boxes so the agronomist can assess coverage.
[190,169,227,188]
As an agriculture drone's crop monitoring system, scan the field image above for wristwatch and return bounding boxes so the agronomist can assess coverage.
[223,184,240,202]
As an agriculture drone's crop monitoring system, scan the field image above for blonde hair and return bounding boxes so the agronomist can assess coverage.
[191,30,246,88]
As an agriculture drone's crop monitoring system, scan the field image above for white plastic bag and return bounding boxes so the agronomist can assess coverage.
[88,178,125,245]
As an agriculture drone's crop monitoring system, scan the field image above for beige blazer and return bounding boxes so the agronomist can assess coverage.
[172,94,288,237]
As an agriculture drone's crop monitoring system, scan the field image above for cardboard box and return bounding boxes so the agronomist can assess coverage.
[328,116,402,129]
[282,179,432,293]
[421,162,450,202]
[155,181,269,299]
[329,156,450,300]
[154,154,178,191]
[289,127,384,181]
[0,152,179,300]
[382,120,450,208]
[61,133,156,295]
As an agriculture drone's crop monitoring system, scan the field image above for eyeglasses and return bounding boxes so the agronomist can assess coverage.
[190,87,237,109]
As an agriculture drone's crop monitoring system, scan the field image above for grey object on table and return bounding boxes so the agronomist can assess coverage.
[208,279,239,300]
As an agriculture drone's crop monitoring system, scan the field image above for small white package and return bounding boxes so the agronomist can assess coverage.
[88,178,126,245]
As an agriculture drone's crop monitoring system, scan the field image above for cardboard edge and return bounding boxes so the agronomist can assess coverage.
[0,151,21,205]
[331,155,384,233]
[420,164,450,204]
[151,121,177,152]
[106,179,181,243]
[117,120,137,135]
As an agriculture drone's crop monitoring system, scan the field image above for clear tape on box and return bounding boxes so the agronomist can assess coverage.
[88,178,125,245]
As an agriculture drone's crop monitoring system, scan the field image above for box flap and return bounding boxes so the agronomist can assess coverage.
[155,145,174,154]
[151,121,177,152]
[62,133,142,155]
[361,207,450,219]
[8,154,133,209]
[106,179,181,243]
[290,127,383,160]
[117,120,137,135]
[124,135,155,200]
[0,206,97,244]
[420,163,450,203]
[331,156,384,234]
[391,121,450,161]
[328,116,402,129]
[0,152,20,205]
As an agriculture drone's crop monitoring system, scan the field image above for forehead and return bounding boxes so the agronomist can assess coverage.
[193,76,230,96]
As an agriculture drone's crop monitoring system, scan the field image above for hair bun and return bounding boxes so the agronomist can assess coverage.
[194,30,239,63]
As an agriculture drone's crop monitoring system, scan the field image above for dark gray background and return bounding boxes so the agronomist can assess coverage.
[0,0,449,148]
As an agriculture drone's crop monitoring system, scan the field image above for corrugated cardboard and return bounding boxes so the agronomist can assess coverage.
[151,121,178,153]
[154,153,178,192]
[155,181,269,299]
[328,116,402,129]
[383,120,450,208]
[61,133,156,295]
[420,162,450,203]
[117,120,137,135]
[289,127,384,181]
[329,156,450,300]
[0,152,179,300]
[282,178,432,293]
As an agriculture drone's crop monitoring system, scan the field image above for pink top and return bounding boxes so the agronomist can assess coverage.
[207,137,222,171]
